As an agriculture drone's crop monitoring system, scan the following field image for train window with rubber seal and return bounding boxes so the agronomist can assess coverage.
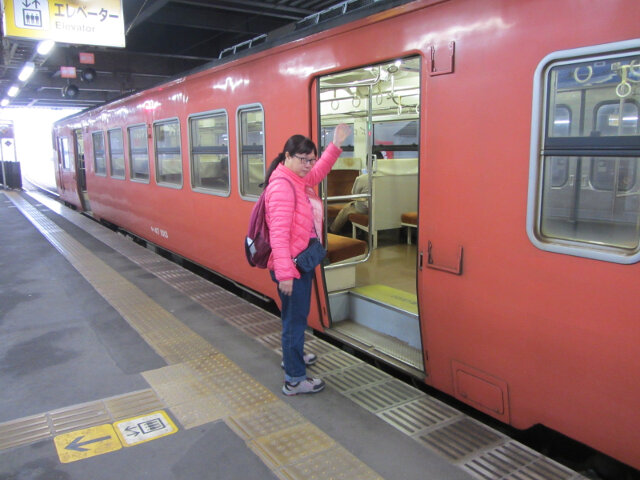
[91,131,107,176]
[58,136,72,170]
[237,104,265,198]
[107,128,125,179]
[128,124,150,183]
[188,110,230,196]
[154,118,182,188]
[528,40,640,263]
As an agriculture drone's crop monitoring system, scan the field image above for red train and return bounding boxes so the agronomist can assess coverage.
[53,0,640,472]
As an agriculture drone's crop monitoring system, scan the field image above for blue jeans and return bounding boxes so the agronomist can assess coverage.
[271,270,313,383]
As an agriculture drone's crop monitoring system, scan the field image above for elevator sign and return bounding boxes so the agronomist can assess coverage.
[1,0,125,47]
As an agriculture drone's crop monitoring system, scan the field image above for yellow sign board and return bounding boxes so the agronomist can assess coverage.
[53,424,122,463]
[114,410,178,447]
[1,0,125,47]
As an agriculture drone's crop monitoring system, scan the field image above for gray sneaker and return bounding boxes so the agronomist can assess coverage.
[282,377,325,396]
[280,353,317,369]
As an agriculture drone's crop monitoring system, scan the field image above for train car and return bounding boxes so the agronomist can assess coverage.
[52,0,640,472]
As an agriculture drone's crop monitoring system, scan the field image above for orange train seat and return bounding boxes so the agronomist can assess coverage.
[326,233,367,264]
[326,169,359,218]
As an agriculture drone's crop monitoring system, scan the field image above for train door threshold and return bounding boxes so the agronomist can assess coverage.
[326,288,425,380]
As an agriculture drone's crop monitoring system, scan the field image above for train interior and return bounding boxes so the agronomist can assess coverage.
[541,54,640,252]
[318,56,425,376]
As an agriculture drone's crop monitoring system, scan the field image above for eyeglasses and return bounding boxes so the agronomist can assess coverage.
[294,154,317,165]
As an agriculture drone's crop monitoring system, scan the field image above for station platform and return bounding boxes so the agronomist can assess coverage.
[0,189,587,480]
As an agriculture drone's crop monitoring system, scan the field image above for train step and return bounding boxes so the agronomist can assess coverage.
[327,288,425,376]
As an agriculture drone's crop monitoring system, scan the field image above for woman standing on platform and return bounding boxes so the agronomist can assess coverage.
[264,123,350,395]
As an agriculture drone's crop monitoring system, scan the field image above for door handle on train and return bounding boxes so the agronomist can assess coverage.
[426,241,463,275]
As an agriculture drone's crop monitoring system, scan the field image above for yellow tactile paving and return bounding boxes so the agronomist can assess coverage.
[250,423,336,468]
[6,192,385,479]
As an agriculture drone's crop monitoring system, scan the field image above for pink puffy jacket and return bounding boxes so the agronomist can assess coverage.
[265,142,342,281]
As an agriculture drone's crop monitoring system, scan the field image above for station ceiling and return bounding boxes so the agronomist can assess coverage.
[0,0,408,111]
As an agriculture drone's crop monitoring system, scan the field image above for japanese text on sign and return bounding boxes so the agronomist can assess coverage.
[3,0,125,47]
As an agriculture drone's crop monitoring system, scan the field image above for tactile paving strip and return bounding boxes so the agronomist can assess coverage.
[463,441,584,480]
[250,423,336,468]
[281,445,384,480]
[345,378,424,413]
[17,192,589,480]
[415,417,505,462]
[377,395,461,436]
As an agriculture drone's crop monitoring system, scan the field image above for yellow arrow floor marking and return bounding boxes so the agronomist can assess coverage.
[53,424,122,463]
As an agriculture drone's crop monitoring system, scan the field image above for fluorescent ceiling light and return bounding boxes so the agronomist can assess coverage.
[37,39,55,55]
[18,62,35,81]
[7,85,19,97]
[1,99,9,107]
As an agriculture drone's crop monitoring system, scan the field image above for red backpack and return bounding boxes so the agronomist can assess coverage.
[244,177,295,268]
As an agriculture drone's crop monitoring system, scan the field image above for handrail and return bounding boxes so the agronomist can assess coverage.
[326,193,368,202]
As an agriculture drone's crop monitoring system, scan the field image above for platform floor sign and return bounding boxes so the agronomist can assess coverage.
[114,411,177,447]
[54,411,177,463]
[54,424,122,463]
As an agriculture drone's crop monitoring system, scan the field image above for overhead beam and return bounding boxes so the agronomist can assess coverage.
[124,0,171,33]
[146,5,285,34]
[175,0,315,20]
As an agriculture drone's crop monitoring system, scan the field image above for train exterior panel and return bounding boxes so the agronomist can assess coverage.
[53,0,640,471]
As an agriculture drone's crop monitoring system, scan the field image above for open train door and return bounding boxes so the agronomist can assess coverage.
[73,129,90,211]
[316,57,425,379]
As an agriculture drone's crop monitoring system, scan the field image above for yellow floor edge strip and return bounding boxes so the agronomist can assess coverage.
[6,192,384,480]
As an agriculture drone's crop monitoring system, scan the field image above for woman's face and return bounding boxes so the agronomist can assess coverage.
[284,151,317,177]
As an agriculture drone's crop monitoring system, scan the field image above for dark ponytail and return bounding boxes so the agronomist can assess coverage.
[264,134,317,185]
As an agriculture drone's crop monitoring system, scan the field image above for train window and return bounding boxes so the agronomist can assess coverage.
[92,131,107,176]
[58,137,71,170]
[237,105,264,197]
[372,120,419,159]
[107,128,125,179]
[549,106,571,187]
[154,119,182,187]
[128,124,149,182]
[529,43,640,263]
[189,111,229,195]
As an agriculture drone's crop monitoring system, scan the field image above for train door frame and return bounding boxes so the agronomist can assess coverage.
[73,129,90,211]
[315,56,424,376]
